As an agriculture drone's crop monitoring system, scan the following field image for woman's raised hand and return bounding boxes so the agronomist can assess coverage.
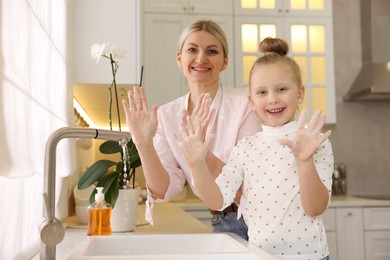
[278,109,332,163]
[122,86,158,145]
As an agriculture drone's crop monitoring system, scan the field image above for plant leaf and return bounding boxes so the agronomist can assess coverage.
[105,174,120,208]
[99,140,121,154]
[88,171,120,206]
[78,160,116,189]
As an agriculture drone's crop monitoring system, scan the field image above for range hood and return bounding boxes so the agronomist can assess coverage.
[343,0,390,102]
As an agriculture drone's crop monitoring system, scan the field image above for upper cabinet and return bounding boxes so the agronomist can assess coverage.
[234,0,332,16]
[142,0,234,106]
[141,0,336,123]
[234,0,336,123]
[143,0,233,15]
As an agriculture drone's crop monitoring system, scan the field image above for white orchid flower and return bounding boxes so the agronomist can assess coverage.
[90,43,106,63]
[104,43,126,60]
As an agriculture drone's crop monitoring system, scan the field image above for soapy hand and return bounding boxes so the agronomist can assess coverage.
[122,86,158,145]
[174,94,215,166]
[278,109,331,163]
[182,93,215,142]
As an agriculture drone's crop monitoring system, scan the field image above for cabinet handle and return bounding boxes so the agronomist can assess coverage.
[285,9,289,13]
[190,6,194,11]
[183,7,187,11]
[278,9,282,13]
[347,212,353,216]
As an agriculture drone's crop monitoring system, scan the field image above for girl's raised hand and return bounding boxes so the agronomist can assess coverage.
[174,94,215,166]
[184,93,215,142]
[278,109,331,163]
[122,86,158,145]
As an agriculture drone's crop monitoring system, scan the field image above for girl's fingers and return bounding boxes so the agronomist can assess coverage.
[307,110,321,131]
[192,93,204,116]
[180,113,189,137]
[297,109,306,130]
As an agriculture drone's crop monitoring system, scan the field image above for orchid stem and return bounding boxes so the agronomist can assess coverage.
[110,54,121,131]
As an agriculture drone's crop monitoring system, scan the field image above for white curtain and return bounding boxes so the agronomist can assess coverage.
[0,0,75,259]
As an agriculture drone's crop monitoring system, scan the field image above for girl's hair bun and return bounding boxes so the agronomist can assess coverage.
[259,37,288,56]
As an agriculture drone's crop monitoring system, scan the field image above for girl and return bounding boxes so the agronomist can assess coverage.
[175,37,333,259]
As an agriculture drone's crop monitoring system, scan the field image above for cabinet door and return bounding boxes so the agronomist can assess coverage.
[234,0,332,16]
[285,17,336,123]
[323,208,338,259]
[234,16,284,89]
[365,231,390,260]
[143,0,188,13]
[336,208,365,260]
[363,207,390,230]
[189,0,233,15]
[142,14,189,106]
[143,0,233,15]
[363,208,390,260]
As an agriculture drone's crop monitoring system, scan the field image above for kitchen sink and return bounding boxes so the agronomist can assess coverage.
[68,233,276,259]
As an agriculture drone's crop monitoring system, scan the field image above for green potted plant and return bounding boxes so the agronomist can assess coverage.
[77,43,142,208]
[77,138,141,207]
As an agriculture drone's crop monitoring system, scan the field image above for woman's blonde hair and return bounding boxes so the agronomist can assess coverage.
[249,37,302,87]
[177,20,228,59]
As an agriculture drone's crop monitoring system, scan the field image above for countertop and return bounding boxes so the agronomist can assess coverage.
[177,195,390,211]
[37,202,212,260]
[35,196,390,259]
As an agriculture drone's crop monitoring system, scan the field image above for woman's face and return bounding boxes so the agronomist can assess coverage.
[248,63,304,127]
[176,31,228,88]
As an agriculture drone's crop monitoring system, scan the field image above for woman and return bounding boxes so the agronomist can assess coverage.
[122,20,261,240]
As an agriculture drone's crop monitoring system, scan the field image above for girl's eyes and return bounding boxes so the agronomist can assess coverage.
[256,90,267,95]
[256,87,288,95]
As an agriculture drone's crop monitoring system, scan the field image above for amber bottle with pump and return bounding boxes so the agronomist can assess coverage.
[87,187,112,236]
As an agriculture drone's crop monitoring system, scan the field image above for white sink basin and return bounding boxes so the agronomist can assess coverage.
[68,233,276,259]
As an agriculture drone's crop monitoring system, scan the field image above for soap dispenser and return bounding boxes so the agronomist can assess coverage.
[87,187,112,236]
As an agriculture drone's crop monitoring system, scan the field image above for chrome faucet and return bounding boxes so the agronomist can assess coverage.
[40,127,131,260]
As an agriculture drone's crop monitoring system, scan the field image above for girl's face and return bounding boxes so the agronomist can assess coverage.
[248,63,304,127]
[176,31,228,88]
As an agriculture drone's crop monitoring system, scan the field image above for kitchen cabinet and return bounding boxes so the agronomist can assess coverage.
[142,0,234,106]
[363,208,390,260]
[233,0,332,16]
[335,207,365,260]
[143,0,233,15]
[322,208,338,259]
[233,0,336,123]
[322,206,390,260]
